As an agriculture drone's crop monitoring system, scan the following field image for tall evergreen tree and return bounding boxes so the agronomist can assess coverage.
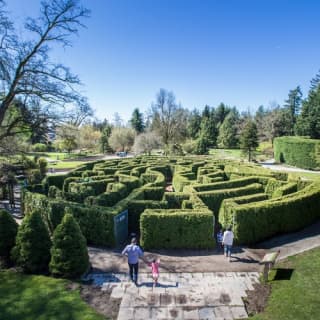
[240,120,258,162]
[130,108,145,134]
[50,213,89,278]
[199,116,218,147]
[11,211,51,273]
[0,209,18,259]
[187,108,202,138]
[217,110,239,148]
[284,86,302,135]
[296,71,320,138]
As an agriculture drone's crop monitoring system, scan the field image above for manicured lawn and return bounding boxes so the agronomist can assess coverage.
[0,270,104,320]
[251,247,320,320]
[209,148,245,160]
[287,171,320,181]
[47,160,88,170]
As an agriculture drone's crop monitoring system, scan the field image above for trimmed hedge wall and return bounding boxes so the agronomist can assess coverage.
[219,193,269,228]
[192,177,260,192]
[274,136,320,170]
[24,155,320,250]
[197,183,264,216]
[23,191,115,246]
[222,182,320,244]
[140,209,214,249]
[128,200,168,233]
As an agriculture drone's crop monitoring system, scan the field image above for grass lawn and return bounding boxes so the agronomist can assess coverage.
[251,247,320,320]
[0,270,104,320]
[47,161,88,170]
[287,171,320,181]
[209,148,245,160]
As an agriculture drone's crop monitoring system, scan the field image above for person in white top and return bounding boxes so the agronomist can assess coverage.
[222,226,234,261]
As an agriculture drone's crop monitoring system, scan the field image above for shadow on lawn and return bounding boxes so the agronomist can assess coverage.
[273,268,294,281]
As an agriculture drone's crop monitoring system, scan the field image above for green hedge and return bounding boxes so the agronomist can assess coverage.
[219,193,268,228]
[23,191,115,246]
[128,200,168,233]
[274,136,320,170]
[197,183,264,216]
[223,182,320,244]
[272,182,297,198]
[163,193,191,209]
[140,209,214,249]
[192,176,260,192]
[44,174,66,190]
[224,163,288,181]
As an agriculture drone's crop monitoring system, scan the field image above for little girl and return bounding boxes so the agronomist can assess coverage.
[149,258,160,288]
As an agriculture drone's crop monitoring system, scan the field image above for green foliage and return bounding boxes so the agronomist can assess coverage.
[37,157,47,178]
[0,270,104,320]
[222,182,320,244]
[130,108,145,133]
[27,169,42,185]
[250,248,320,320]
[50,214,89,278]
[296,72,320,138]
[217,111,239,148]
[274,136,320,170]
[12,211,51,274]
[197,183,264,215]
[240,119,258,161]
[128,200,168,233]
[140,209,214,249]
[0,210,18,258]
[192,176,261,192]
[32,143,48,152]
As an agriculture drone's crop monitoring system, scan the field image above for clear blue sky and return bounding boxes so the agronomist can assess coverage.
[6,0,320,122]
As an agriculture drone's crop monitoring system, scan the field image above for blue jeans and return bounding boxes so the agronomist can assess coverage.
[224,245,232,257]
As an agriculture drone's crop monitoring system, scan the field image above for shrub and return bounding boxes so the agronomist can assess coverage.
[222,182,320,244]
[32,143,48,152]
[140,209,214,249]
[11,211,51,274]
[50,214,89,278]
[0,210,18,258]
[274,136,320,170]
[197,183,264,216]
[37,157,47,178]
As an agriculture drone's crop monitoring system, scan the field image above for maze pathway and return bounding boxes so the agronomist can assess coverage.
[86,271,260,320]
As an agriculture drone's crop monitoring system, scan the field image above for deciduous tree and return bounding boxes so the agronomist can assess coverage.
[0,0,90,144]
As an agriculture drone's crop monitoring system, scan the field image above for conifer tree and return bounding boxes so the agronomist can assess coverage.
[240,120,258,162]
[0,209,18,259]
[50,213,89,278]
[11,211,51,273]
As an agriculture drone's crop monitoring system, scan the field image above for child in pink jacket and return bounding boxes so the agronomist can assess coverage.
[149,258,160,288]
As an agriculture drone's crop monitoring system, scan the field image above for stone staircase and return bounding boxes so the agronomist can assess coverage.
[84,271,260,320]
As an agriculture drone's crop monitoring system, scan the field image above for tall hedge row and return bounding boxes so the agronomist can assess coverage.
[140,209,214,249]
[274,136,320,170]
[221,182,320,244]
[197,183,264,216]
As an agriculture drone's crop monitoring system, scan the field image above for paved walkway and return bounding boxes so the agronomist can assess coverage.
[84,271,260,320]
[87,220,320,319]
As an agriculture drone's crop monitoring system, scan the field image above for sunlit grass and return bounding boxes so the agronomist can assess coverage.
[0,271,105,320]
[209,148,245,160]
[251,247,320,320]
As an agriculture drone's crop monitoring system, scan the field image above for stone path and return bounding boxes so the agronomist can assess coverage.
[84,271,260,320]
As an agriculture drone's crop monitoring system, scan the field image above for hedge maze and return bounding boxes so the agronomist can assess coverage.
[23,156,320,249]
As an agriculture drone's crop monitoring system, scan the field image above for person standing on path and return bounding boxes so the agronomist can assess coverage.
[222,226,234,262]
[148,258,160,288]
[122,237,144,285]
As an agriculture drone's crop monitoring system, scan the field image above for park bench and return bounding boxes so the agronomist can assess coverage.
[260,250,280,281]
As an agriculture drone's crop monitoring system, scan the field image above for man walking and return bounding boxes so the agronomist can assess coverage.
[222,226,234,262]
[122,237,144,285]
